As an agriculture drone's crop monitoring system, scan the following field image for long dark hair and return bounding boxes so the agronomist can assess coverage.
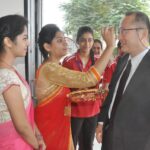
[76,26,95,65]
[38,24,60,60]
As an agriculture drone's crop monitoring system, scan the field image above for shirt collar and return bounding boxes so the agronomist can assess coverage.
[129,47,150,67]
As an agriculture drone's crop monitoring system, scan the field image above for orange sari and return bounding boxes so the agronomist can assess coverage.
[34,62,100,150]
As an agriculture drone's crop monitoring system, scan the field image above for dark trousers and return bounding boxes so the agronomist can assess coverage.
[102,120,123,150]
[101,121,113,150]
[71,115,98,150]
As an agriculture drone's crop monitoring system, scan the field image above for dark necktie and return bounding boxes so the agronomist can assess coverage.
[110,60,132,119]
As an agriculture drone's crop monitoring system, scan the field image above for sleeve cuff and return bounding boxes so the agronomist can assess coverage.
[98,122,104,125]
[90,66,101,81]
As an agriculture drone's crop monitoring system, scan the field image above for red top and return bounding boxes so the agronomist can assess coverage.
[103,61,117,84]
[62,51,102,118]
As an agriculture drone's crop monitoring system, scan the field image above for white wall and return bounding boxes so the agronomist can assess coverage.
[0,0,25,77]
[0,0,24,16]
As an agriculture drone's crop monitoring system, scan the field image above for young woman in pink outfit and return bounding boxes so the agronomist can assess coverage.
[0,14,46,150]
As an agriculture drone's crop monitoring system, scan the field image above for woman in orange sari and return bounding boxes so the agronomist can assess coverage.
[34,24,115,150]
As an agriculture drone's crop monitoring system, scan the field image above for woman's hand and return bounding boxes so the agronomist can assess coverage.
[34,123,46,150]
[101,27,116,48]
[34,134,46,150]
[37,137,46,150]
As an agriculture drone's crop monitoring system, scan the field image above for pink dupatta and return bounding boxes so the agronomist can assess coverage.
[0,70,35,150]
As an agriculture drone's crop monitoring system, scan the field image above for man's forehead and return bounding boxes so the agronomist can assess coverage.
[120,15,135,27]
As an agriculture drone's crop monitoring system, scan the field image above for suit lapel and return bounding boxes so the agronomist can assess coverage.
[124,50,150,95]
[110,54,129,88]
[102,54,129,109]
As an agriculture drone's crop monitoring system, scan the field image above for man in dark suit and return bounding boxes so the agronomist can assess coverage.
[96,11,150,150]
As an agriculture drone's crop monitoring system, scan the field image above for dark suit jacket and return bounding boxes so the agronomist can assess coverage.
[99,50,150,150]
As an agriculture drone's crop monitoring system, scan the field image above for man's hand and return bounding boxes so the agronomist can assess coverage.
[96,123,103,143]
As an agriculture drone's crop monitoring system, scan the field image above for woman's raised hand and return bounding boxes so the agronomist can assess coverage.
[101,27,115,48]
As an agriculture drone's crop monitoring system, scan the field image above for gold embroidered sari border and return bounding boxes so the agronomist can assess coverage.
[37,86,63,107]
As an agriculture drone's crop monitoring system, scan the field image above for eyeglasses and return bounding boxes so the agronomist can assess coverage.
[118,27,145,35]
